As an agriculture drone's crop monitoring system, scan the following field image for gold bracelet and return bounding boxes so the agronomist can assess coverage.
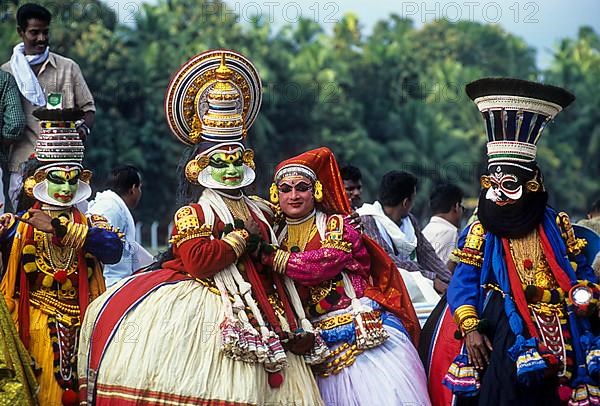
[223,233,246,258]
[61,221,76,247]
[273,250,290,274]
[460,317,480,335]
[232,229,250,241]
[76,223,89,250]
[453,305,478,326]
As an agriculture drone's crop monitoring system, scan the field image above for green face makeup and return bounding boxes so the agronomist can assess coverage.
[209,151,244,186]
[46,169,80,204]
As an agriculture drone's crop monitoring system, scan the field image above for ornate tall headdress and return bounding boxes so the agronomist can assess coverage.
[272,147,351,215]
[466,78,574,172]
[28,108,92,206]
[164,49,262,189]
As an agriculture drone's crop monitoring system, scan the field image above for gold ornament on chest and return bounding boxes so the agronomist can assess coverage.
[222,196,252,222]
[32,211,79,290]
[509,229,557,289]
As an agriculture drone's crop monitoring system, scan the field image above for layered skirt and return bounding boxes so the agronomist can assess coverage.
[314,299,431,406]
[78,273,323,405]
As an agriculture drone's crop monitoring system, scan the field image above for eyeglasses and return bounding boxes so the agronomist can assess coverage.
[277,182,313,193]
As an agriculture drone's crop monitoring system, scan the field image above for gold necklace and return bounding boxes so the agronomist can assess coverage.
[221,195,252,222]
[285,213,317,252]
[509,229,556,289]
[34,211,78,277]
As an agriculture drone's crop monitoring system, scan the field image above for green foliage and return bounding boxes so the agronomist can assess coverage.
[1,1,597,231]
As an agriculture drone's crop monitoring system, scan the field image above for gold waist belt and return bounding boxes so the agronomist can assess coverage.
[29,290,80,327]
[315,310,381,331]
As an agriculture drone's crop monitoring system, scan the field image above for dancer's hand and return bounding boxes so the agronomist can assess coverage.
[16,209,54,233]
[345,212,363,232]
[244,218,260,236]
[0,213,14,236]
[465,330,493,370]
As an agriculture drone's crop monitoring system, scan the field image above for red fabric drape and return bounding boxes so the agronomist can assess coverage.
[72,208,91,322]
[538,226,573,291]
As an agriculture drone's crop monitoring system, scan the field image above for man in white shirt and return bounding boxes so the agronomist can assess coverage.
[88,165,153,287]
[422,183,464,264]
[359,171,449,324]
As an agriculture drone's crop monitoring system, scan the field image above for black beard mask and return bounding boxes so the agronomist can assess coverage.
[478,188,548,238]
[478,163,548,238]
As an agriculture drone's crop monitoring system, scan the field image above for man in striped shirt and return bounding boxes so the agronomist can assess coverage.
[0,71,26,213]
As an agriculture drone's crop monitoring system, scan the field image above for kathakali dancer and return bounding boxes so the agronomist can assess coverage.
[77,50,323,405]
[262,147,430,405]
[0,107,123,406]
[424,78,600,406]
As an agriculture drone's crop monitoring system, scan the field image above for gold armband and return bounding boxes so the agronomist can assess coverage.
[557,212,587,256]
[321,240,353,252]
[453,221,486,267]
[169,224,212,248]
[89,214,125,239]
[169,206,212,247]
[320,215,352,252]
[174,206,200,234]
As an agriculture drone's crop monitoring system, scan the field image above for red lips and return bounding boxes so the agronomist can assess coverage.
[53,193,72,201]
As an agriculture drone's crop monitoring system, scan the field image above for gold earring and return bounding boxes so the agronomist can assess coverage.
[23,176,37,198]
[242,149,255,170]
[526,179,541,192]
[314,180,323,202]
[269,183,279,204]
[185,159,201,185]
[480,175,491,189]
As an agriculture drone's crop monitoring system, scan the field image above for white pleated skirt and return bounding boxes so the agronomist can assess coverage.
[78,277,323,405]
[316,312,432,406]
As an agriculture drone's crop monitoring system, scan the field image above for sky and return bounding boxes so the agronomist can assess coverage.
[106,0,600,68]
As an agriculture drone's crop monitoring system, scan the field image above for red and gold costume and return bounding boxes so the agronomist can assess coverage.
[263,147,429,405]
[77,50,322,405]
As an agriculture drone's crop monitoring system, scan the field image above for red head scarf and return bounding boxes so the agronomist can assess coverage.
[274,147,351,215]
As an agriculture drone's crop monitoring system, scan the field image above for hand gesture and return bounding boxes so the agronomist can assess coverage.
[16,209,54,233]
[345,211,363,232]
[244,218,260,236]
[0,213,15,237]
